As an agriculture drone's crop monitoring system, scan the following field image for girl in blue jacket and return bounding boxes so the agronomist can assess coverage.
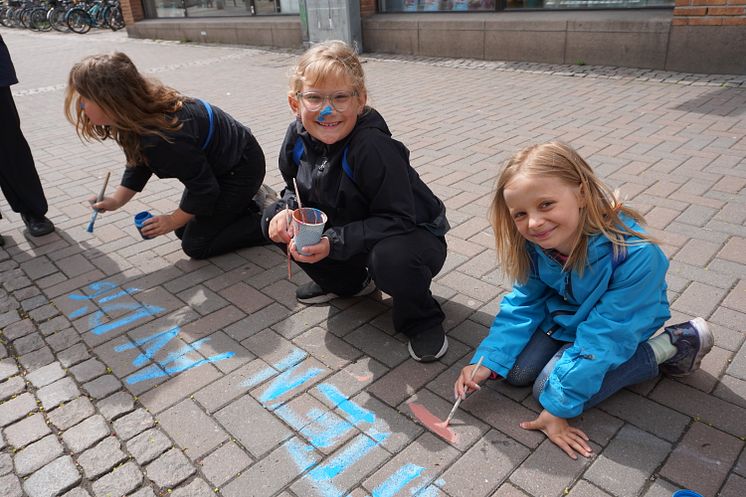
[454,141,713,459]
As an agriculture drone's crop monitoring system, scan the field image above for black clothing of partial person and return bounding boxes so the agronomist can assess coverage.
[262,108,450,342]
[0,34,55,242]
[121,99,267,259]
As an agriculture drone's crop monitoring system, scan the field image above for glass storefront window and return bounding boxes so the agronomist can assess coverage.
[383,0,494,10]
[382,0,671,10]
[144,0,297,17]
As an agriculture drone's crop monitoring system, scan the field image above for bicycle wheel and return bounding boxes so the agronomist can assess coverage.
[66,7,91,33]
[103,4,123,30]
[31,8,51,31]
[0,6,11,27]
[47,6,69,31]
[19,7,35,29]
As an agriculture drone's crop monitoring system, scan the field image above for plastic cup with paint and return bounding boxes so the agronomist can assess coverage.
[134,211,154,240]
[672,491,704,497]
[292,207,327,255]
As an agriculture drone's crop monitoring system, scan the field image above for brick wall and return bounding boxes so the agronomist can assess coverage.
[673,0,746,25]
[121,0,145,25]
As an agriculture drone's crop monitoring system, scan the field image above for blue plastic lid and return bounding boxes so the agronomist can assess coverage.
[673,490,704,497]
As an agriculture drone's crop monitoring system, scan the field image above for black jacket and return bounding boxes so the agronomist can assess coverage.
[121,99,263,217]
[263,109,449,260]
[0,35,19,87]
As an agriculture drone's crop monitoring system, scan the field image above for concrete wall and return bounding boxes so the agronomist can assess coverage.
[123,10,746,74]
[126,17,302,48]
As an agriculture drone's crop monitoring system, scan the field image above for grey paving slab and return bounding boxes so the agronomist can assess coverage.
[14,435,65,477]
[22,456,81,497]
[4,413,51,450]
[145,448,196,489]
[158,399,228,460]
[198,441,252,487]
[47,397,96,431]
[126,428,173,465]
[76,436,128,480]
[36,377,81,411]
[111,408,154,441]
[61,414,111,453]
[90,461,143,497]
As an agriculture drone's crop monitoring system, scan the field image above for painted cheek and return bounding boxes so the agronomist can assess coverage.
[317,105,333,122]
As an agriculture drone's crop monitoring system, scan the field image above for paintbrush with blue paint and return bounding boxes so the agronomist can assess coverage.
[86,171,110,233]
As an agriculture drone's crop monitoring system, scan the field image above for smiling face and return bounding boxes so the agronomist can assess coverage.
[503,173,585,256]
[289,75,366,145]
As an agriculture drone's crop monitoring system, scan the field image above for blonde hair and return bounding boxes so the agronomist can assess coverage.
[64,52,184,166]
[288,40,367,99]
[490,141,654,284]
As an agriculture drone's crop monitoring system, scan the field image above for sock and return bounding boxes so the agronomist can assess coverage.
[648,333,677,364]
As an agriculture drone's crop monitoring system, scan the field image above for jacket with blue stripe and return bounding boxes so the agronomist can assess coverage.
[473,219,670,418]
[262,108,449,260]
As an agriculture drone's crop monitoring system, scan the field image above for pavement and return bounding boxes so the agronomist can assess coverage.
[0,26,745,497]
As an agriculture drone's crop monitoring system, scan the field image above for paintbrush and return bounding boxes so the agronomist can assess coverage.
[86,171,110,233]
[287,178,304,279]
[442,355,484,427]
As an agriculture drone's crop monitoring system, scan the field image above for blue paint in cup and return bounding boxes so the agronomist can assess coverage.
[673,491,704,497]
[134,211,154,239]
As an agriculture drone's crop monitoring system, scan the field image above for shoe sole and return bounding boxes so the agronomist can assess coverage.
[688,317,714,374]
[408,336,449,363]
[297,280,376,305]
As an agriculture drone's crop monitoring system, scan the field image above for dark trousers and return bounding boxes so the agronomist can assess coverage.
[0,86,48,220]
[176,139,267,259]
[292,228,447,338]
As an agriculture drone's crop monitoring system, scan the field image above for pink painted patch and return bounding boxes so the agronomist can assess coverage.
[407,402,458,444]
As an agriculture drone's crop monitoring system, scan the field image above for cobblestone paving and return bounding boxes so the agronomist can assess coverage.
[1,27,745,497]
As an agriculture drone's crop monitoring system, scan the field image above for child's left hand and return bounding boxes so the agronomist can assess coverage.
[520,409,592,460]
[289,236,330,264]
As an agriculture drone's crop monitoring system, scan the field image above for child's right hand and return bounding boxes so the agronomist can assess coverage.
[268,210,294,244]
[454,364,493,400]
[89,195,119,212]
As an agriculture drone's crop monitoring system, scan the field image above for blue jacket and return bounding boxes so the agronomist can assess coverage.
[473,219,670,418]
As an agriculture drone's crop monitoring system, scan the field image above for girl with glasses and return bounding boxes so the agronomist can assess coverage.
[263,40,451,362]
[65,52,273,259]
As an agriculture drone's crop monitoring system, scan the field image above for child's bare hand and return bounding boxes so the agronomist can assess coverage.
[290,237,330,264]
[453,364,492,401]
[90,195,119,212]
[269,210,294,244]
[139,214,176,238]
[520,409,592,460]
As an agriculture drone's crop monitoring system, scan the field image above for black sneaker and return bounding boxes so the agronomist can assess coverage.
[659,317,713,377]
[296,275,376,304]
[21,213,55,237]
[408,328,448,363]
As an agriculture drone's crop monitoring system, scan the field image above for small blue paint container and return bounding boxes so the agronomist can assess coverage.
[134,211,154,240]
[673,491,704,497]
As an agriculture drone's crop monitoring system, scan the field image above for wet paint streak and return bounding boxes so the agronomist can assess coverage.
[307,433,380,481]
[301,411,354,449]
[125,363,165,385]
[285,437,321,472]
[258,363,324,407]
[88,303,164,335]
[414,485,442,497]
[68,306,89,319]
[66,281,119,301]
[114,326,180,367]
[316,384,375,425]
[371,463,424,497]
[98,288,139,303]
[239,366,277,389]
[274,348,308,371]
[407,402,458,445]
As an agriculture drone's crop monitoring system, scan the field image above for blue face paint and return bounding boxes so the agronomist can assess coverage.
[317,104,333,122]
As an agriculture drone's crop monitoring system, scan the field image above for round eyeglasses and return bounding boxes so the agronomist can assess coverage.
[296,91,358,112]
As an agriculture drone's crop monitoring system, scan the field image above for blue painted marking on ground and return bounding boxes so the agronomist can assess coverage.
[239,366,277,389]
[307,433,378,482]
[98,287,140,303]
[66,281,119,301]
[372,464,424,497]
[258,363,324,407]
[114,326,180,367]
[413,485,441,497]
[68,306,88,319]
[317,384,375,426]
[88,303,164,335]
[285,437,320,473]
[300,411,354,449]
[274,348,308,371]
[125,364,165,385]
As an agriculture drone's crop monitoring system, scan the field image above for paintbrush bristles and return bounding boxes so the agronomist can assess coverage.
[86,172,111,233]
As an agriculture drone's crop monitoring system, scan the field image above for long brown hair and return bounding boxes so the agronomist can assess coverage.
[64,52,184,166]
[490,141,654,284]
